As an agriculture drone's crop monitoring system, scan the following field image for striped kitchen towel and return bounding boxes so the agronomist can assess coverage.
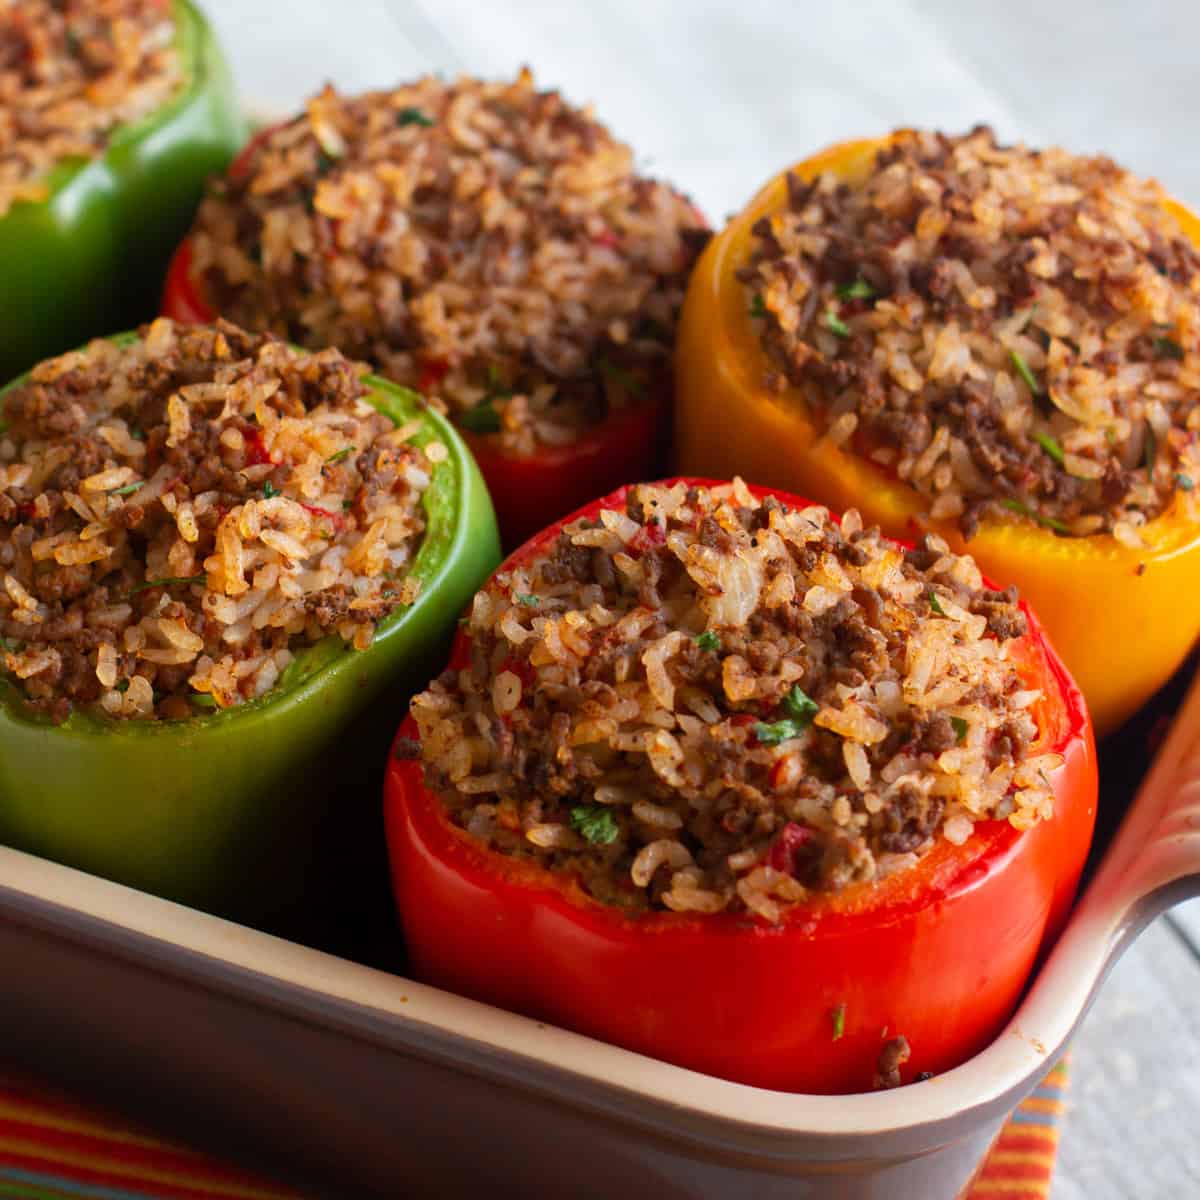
[967,1059,1069,1199]
[0,1060,1070,1199]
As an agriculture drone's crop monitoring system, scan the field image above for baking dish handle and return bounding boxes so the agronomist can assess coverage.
[1027,665,1200,1039]
[1087,664,1200,937]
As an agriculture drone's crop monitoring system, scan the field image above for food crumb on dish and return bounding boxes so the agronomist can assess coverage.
[873,1034,912,1090]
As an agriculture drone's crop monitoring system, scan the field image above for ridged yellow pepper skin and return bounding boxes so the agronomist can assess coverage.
[676,138,1200,736]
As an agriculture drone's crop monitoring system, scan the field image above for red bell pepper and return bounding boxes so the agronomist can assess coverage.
[459,397,668,549]
[383,479,1097,1095]
[160,238,212,325]
[157,120,286,326]
[158,116,272,324]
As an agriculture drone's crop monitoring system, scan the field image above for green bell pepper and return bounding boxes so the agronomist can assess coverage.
[0,355,500,922]
[0,0,246,381]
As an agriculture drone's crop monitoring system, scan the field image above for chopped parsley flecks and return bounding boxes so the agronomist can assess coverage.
[1010,349,1040,396]
[1034,431,1064,465]
[596,356,646,397]
[831,1003,846,1041]
[459,399,502,434]
[1001,498,1069,534]
[129,574,207,596]
[781,684,819,726]
[824,310,851,338]
[836,278,875,301]
[570,805,619,846]
[397,107,434,127]
[754,689,819,745]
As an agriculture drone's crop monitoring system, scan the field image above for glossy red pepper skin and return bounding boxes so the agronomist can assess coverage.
[383,479,1097,1095]
[160,238,213,325]
[461,396,668,549]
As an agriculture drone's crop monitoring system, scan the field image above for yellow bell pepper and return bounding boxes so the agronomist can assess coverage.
[675,137,1200,735]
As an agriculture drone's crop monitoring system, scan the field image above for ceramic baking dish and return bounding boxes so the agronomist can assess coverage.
[1,658,1198,1200]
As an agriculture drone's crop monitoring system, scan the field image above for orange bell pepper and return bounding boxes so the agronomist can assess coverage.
[675,137,1200,736]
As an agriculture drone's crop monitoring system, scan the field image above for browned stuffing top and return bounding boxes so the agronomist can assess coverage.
[743,127,1200,542]
[411,479,1062,920]
[0,0,182,217]
[0,319,432,722]
[188,70,709,455]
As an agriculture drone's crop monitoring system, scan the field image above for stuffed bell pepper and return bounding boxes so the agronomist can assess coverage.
[161,70,710,547]
[385,477,1096,1094]
[676,128,1200,735]
[0,0,245,379]
[0,319,499,917]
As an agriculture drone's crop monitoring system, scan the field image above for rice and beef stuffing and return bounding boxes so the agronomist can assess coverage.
[188,69,709,455]
[742,126,1200,542]
[0,319,432,722]
[0,0,182,217]
[411,479,1063,922]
